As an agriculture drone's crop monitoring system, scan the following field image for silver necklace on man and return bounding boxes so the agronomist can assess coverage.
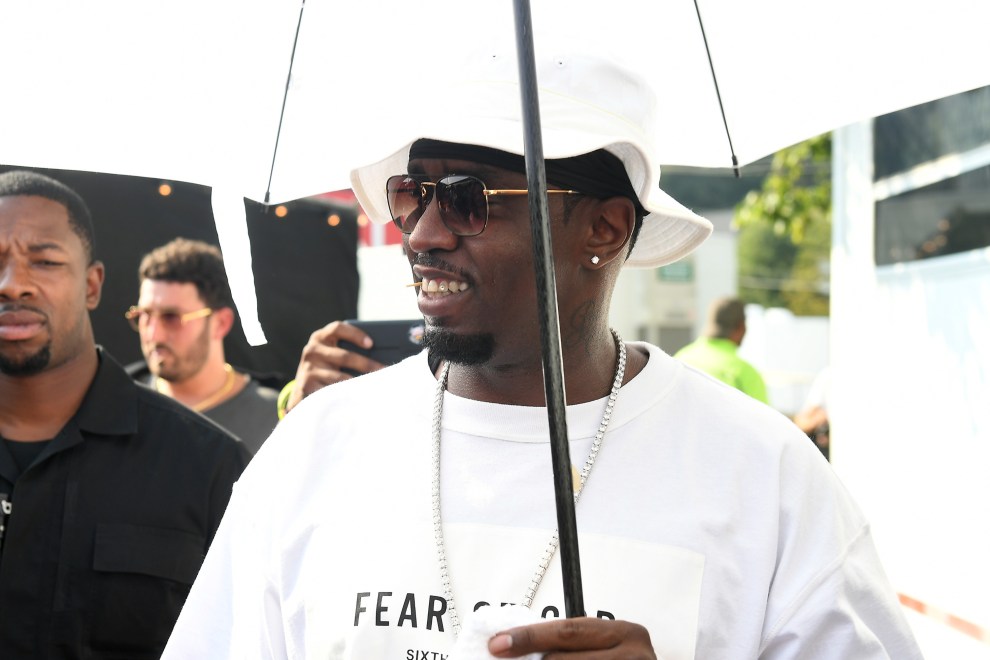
[431,329,627,636]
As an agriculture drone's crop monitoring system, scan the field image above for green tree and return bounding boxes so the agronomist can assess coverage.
[784,211,830,315]
[734,133,831,315]
[737,221,797,309]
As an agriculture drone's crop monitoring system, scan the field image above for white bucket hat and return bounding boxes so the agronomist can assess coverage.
[350,49,712,268]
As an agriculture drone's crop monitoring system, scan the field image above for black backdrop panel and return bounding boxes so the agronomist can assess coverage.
[1,166,359,385]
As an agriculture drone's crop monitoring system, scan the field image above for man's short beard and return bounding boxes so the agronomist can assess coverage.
[145,320,211,382]
[422,328,495,366]
[0,344,52,376]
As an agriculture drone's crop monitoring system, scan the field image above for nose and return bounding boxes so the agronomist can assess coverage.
[405,195,459,255]
[0,258,38,301]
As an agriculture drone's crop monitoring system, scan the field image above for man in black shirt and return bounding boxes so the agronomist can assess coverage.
[0,170,249,659]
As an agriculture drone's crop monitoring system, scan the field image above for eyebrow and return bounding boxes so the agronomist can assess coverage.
[28,242,69,254]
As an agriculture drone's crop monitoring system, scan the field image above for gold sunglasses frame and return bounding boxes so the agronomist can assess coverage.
[124,305,214,332]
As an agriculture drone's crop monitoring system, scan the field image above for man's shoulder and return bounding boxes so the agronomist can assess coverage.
[90,351,249,463]
[735,355,764,378]
[139,392,251,467]
[124,359,152,382]
[280,353,429,431]
[673,337,724,361]
[672,339,701,359]
[130,378,246,448]
[209,377,278,422]
[245,377,279,402]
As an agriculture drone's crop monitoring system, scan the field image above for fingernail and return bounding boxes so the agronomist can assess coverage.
[363,337,373,347]
[489,633,513,654]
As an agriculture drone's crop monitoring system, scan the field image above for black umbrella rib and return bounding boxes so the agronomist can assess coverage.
[693,0,741,177]
[265,0,308,204]
[512,0,586,618]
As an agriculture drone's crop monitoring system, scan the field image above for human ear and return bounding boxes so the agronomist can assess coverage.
[212,307,236,339]
[585,197,635,268]
[85,261,105,310]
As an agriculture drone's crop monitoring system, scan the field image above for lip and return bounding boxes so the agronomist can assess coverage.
[0,311,47,342]
[412,265,465,283]
[412,267,474,318]
[147,345,173,362]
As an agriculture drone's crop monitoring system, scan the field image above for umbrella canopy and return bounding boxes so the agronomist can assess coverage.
[3,0,989,202]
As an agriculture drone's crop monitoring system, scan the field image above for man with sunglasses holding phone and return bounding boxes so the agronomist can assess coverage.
[0,171,249,658]
[126,238,279,454]
[165,52,920,659]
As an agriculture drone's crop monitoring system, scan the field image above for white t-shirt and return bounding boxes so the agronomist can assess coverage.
[163,343,920,659]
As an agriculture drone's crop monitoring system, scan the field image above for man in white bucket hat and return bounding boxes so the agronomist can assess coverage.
[164,50,920,659]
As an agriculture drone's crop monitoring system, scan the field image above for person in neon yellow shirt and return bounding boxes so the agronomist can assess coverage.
[675,297,768,403]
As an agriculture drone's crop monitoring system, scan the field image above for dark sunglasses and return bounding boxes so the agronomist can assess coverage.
[385,174,581,237]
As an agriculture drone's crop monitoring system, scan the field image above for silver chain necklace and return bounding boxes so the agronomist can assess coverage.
[431,329,627,636]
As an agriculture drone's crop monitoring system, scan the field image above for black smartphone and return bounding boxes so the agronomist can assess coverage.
[338,318,426,375]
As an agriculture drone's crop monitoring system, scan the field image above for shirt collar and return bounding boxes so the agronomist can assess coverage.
[73,347,140,437]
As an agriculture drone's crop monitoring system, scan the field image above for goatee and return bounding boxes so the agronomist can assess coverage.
[422,328,495,366]
[0,345,52,376]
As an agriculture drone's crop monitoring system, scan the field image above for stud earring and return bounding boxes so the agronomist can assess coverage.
[591,255,600,265]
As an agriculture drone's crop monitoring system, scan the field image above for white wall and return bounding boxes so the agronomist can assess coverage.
[609,267,658,342]
[739,305,829,416]
[691,209,739,338]
[831,122,990,658]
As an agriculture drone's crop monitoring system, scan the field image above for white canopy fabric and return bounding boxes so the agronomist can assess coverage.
[5,0,989,200]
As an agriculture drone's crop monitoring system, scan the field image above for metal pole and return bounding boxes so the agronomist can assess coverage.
[511,0,585,618]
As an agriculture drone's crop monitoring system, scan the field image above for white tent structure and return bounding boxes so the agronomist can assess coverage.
[831,88,990,656]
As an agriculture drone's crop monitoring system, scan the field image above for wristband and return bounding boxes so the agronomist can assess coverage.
[276,379,297,420]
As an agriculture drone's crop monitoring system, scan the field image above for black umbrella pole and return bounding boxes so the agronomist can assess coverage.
[512,0,586,619]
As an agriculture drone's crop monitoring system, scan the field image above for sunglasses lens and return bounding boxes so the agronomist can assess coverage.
[386,175,426,233]
[159,312,184,329]
[436,175,487,236]
[386,174,489,236]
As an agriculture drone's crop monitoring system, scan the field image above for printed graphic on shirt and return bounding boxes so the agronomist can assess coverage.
[282,522,704,659]
[351,590,618,630]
